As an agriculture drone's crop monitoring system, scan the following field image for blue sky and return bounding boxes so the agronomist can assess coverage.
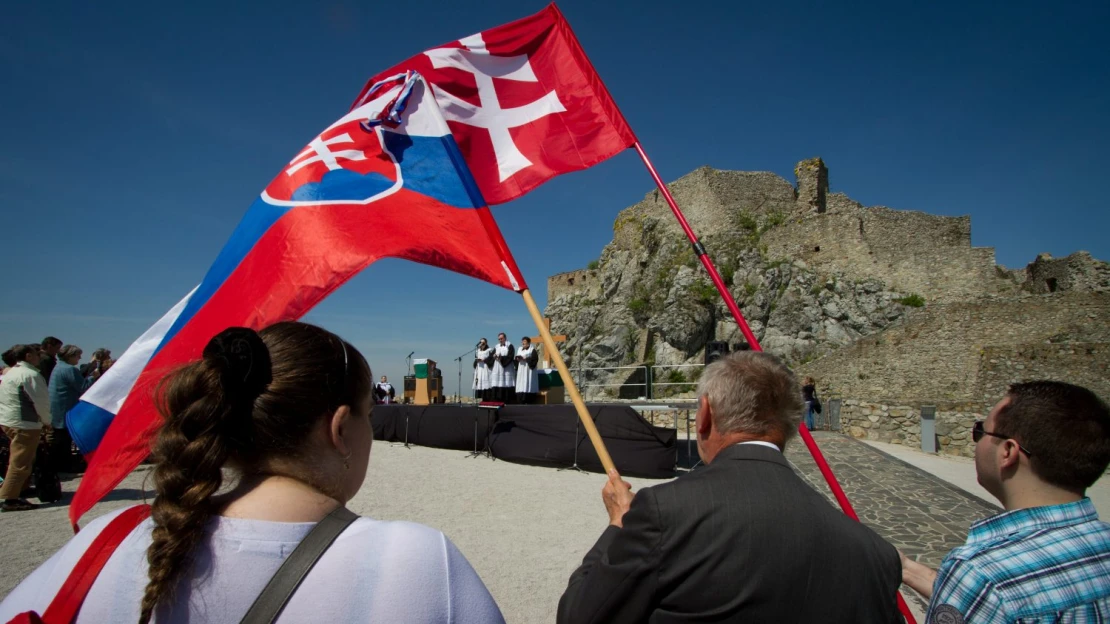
[2,0,1108,391]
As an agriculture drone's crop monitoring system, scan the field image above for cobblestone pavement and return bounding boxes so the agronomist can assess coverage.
[783,431,997,613]
[785,432,996,568]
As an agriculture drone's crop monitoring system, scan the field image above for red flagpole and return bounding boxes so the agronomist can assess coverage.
[632,141,917,624]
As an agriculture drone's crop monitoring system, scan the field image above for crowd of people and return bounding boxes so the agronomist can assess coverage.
[472,332,541,404]
[0,322,1106,623]
[0,338,112,512]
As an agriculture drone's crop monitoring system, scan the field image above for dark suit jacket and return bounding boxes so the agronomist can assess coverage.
[558,443,903,623]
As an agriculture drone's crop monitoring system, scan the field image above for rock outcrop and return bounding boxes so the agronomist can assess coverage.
[545,159,1110,425]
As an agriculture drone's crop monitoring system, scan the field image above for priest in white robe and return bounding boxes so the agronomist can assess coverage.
[472,338,494,401]
[489,332,516,403]
[514,337,541,404]
[374,375,395,404]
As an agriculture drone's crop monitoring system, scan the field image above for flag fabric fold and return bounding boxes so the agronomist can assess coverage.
[353,3,637,204]
[65,288,196,459]
[69,74,526,527]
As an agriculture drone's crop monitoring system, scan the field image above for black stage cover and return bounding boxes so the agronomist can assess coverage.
[372,404,678,479]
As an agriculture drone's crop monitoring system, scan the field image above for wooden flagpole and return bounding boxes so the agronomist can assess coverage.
[520,288,616,475]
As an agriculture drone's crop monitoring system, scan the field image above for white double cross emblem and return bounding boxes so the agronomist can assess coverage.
[425,34,566,182]
[286,132,367,176]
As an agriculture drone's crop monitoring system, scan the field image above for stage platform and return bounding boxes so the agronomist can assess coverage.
[372,404,681,478]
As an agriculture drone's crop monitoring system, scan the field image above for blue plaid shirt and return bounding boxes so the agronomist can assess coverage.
[928,498,1110,623]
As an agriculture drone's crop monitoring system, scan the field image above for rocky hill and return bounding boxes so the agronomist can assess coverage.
[544,159,1109,455]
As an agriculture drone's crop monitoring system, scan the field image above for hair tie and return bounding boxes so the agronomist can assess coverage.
[202,327,272,401]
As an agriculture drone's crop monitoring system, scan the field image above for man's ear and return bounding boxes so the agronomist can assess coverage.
[998,440,1023,472]
[328,405,353,457]
[696,395,713,438]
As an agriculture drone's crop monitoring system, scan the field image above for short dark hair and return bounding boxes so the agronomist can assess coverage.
[9,344,38,362]
[995,381,1110,493]
[41,336,62,348]
[1,349,15,367]
[92,348,110,360]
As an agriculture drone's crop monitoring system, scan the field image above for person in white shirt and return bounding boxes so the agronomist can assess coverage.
[473,338,493,401]
[0,344,52,511]
[514,336,541,404]
[374,375,395,404]
[0,322,504,623]
[489,332,516,403]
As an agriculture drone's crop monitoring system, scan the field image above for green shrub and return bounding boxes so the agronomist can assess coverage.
[628,298,649,315]
[737,212,758,233]
[720,264,736,286]
[693,281,717,305]
[896,294,926,307]
[622,327,639,363]
[586,260,599,271]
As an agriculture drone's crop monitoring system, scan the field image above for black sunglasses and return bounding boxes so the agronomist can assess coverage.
[972,421,1033,456]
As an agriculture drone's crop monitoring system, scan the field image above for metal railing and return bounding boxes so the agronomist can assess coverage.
[565,363,707,399]
[648,363,703,398]
[566,365,649,399]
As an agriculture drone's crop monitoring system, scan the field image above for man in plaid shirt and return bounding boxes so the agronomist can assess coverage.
[901,381,1110,623]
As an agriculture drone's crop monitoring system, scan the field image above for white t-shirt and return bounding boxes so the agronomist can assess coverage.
[0,506,505,623]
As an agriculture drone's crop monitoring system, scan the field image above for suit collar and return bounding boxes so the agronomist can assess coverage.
[714,442,791,468]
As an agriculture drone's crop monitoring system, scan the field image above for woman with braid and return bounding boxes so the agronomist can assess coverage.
[0,322,504,623]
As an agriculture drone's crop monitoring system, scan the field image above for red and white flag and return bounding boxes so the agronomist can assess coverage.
[353,4,637,205]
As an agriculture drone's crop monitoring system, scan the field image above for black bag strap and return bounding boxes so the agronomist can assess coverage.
[240,506,359,624]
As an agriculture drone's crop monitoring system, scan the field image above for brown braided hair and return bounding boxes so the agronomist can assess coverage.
[138,321,371,624]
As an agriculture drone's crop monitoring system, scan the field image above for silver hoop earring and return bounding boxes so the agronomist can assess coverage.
[342,450,352,470]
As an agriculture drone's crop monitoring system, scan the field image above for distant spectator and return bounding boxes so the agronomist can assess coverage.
[802,376,818,430]
[38,337,62,383]
[0,349,16,379]
[81,348,111,378]
[48,345,95,472]
[0,344,52,511]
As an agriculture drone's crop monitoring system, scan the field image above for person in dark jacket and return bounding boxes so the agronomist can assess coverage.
[37,337,62,383]
[558,352,902,624]
[802,375,818,430]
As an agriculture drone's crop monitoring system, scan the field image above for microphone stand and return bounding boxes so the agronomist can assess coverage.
[454,346,478,405]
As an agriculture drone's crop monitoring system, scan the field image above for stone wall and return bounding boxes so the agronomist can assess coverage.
[839,400,986,457]
[795,157,828,213]
[800,291,1110,403]
[548,268,601,303]
[1022,251,1110,294]
[978,343,1110,404]
[610,166,799,252]
[762,207,1008,302]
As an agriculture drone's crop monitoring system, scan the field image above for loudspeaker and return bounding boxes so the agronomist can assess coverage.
[403,375,416,403]
[732,341,751,352]
[705,341,730,364]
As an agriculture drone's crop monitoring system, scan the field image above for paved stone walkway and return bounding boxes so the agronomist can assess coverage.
[783,432,997,614]
[786,432,996,568]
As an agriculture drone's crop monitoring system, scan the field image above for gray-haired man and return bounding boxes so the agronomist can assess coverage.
[559,351,903,623]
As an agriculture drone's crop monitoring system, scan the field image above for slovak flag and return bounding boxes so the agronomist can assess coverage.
[354,4,637,205]
[68,74,527,527]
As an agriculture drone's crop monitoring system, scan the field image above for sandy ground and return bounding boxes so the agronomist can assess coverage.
[0,443,664,623]
[9,438,1106,622]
